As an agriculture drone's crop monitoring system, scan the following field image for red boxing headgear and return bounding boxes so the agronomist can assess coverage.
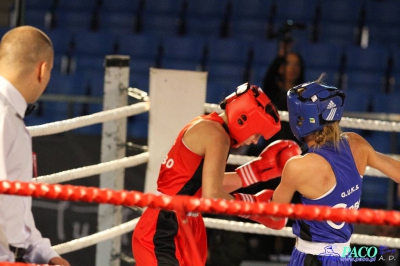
[220,83,281,147]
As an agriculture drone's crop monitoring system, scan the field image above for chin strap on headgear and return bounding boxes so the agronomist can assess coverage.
[287,82,346,141]
[220,83,281,147]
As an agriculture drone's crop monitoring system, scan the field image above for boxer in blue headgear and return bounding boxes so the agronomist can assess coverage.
[268,74,400,266]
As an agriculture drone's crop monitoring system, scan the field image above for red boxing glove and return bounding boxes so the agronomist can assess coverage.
[236,140,301,187]
[233,189,287,230]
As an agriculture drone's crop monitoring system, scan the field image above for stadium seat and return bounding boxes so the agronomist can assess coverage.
[319,0,362,25]
[25,0,56,11]
[300,42,342,71]
[231,18,266,41]
[346,71,384,94]
[56,0,98,12]
[99,12,136,35]
[186,16,222,38]
[118,34,161,61]
[319,22,356,46]
[162,35,205,63]
[275,0,315,24]
[207,63,247,92]
[345,45,389,73]
[205,82,230,105]
[305,68,336,85]
[44,29,74,55]
[187,0,228,18]
[24,9,47,29]
[207,38,250,65]
[365,0,400,27]
[231,0,272,20]
[74,55,105,77]
[100,0,140,13]
[141,14,179,37]
[252,40,278,67]
[342,87,373,113]
[72,30,118,56]
[361,176,390,208]
[144,0,183,16]
[54,11,92,32]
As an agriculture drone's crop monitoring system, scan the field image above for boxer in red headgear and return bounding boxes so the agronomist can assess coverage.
[132,83,301,266]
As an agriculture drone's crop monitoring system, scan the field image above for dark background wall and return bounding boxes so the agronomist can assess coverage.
[32,133,147,266]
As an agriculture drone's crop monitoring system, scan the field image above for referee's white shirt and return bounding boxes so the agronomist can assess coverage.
[0,75,59,263]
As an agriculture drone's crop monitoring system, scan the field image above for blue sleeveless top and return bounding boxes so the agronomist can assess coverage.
[292,138,362,243]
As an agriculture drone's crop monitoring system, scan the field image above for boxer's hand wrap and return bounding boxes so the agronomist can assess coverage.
[236,140,301,187]
[233,189,287,230]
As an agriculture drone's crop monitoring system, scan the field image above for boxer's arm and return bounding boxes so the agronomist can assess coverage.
[222,172,242,193]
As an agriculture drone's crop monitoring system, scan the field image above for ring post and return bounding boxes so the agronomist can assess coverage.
[96,55,130,266]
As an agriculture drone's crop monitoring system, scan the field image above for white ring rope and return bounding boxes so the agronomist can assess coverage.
[27,102,150,137]
[53,218,140,255]
[33,152,149,184]
[205,104,400,133]
[51,217,400,255]
[25,102,398,181]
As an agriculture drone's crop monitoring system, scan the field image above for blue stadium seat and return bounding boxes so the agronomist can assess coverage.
[0,27,10,38]
[319,0,362,24]
[99,12,136,35]
[163,36,205,62]
[144,0,183,16]
[207,63,246,91]
[81,72,105,97]
[73,31,118,56]
[360,176,390,208]
[368,25,400,48]
[305,68,336,85]
[345,45,389,73]
[44,29,74,55]
[300,42,342,71]
[118,34,161,61]
[231,0,272,20]
[319,22,356,46]
[205,82,229,105]
[74,55,105,77]
[372,91,400,114]
[46,72,85,95]
[231,18,266,41]
[56,0,98,11]
[24,9,47,29]
[365,0,400,26]
[25,0,56,11]
[187,0,228,18]
[142,14,179,37]
[127,112,149,139]
[54,11,92,32]
[130,60,156,87]
[101,0,140,13]
[275,0,315,24]
[207,38,250,65]
[162,61,202,72]
[252,40,278,67]
[342,88,373,113]
[346,71,383,93]
[186,16,222,38]
[130,74,150,93]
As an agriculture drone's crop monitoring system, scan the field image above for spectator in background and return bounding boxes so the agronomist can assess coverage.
[248,41,305,157]
[0,26,70,265]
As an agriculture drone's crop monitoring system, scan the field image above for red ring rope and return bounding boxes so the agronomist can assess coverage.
[0,180,399,226]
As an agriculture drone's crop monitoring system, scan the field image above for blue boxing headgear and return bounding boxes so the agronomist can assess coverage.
[287,82,345,141]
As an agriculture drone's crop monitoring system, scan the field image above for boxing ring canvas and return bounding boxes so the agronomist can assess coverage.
[145,68,207,193]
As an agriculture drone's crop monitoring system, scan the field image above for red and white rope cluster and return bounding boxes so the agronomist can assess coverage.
[1,180,399,227]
